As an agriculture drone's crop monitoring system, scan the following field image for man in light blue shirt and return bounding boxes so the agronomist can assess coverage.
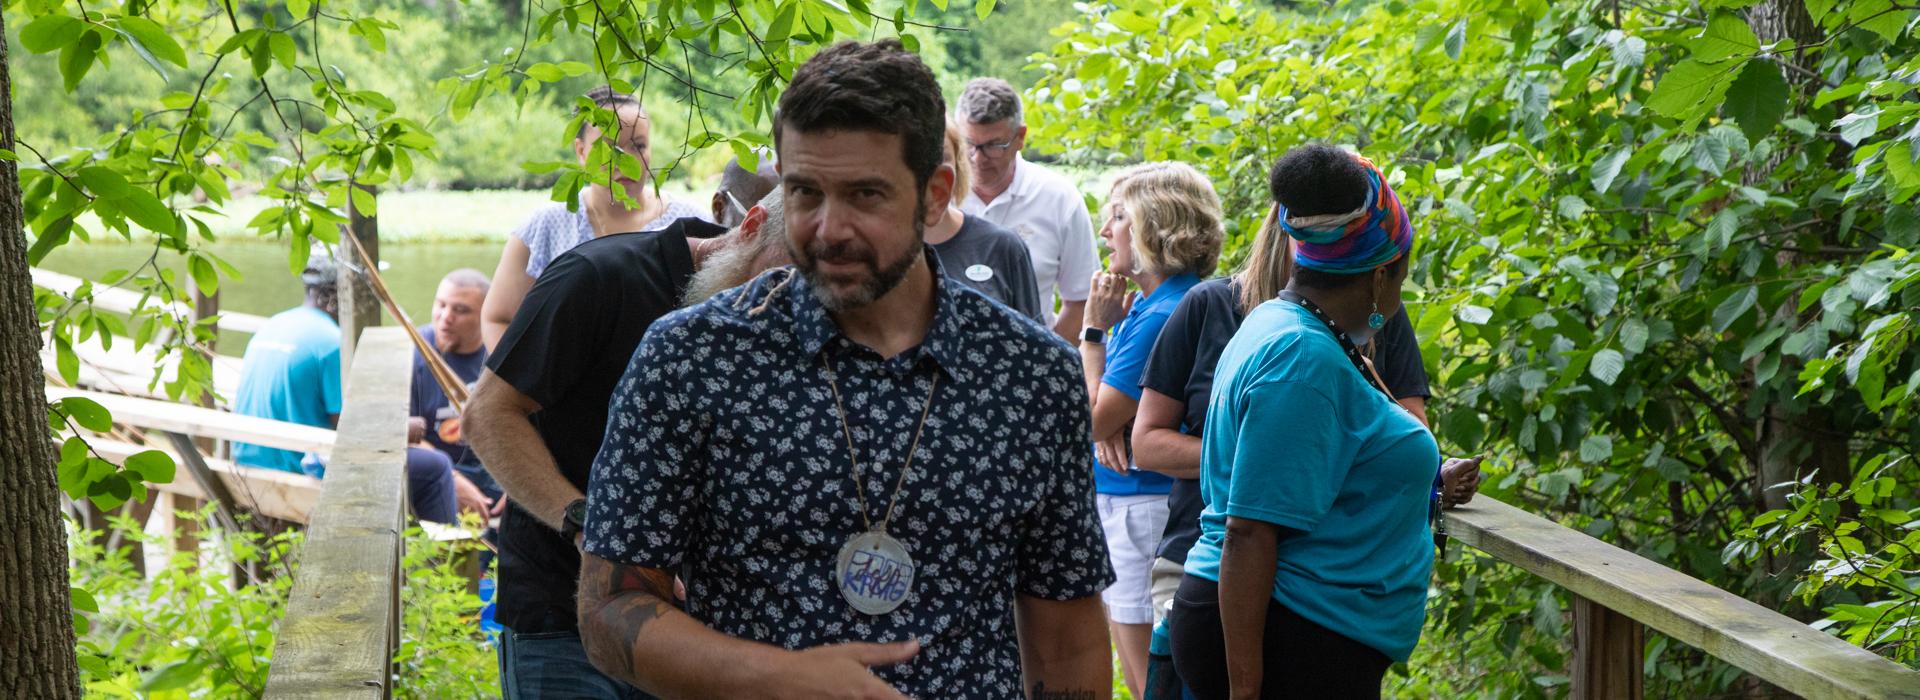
[232,256,344,475]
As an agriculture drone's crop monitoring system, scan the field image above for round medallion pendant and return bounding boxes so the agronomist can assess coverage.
[835,530,915,615]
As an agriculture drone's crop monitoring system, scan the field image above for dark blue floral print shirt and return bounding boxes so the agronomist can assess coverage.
[583,252,1114,697]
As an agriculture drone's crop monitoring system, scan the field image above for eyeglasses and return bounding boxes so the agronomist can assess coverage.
[965,138,1015,156]
[724,190,749,219]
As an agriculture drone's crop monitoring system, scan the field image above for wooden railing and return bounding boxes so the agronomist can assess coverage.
[1446,498,1920,699]
[263,327,412,699]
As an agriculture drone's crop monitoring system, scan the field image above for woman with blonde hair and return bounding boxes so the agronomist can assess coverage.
[1080,160,1226,698]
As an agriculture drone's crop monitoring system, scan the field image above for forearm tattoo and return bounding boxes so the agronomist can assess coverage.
[578,557,678,679]
[1030,682,1097,700]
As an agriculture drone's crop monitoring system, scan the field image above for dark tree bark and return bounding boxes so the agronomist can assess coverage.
[0,10,82,699]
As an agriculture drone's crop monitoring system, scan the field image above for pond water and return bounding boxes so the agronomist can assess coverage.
[40,239,510,352]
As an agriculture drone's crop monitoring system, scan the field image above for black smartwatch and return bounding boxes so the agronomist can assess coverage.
[561,498,588,541]
[1081,326,1107,344]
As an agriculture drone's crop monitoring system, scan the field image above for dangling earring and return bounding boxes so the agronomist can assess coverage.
[1367,274,1386,329]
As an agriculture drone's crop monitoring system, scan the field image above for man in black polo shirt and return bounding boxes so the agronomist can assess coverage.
[462,193,789,699]
[575,40,1114,699]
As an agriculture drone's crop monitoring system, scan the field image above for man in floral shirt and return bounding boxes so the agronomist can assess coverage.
[576,39,1115,699]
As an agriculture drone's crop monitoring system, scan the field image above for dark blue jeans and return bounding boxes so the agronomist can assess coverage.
[498,621,655,700]
[405,447,458,524]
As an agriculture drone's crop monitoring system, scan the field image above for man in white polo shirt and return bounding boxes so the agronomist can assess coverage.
[956,77,1101,344]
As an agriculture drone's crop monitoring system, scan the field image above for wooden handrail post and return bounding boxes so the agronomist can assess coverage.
[1573,595,1644,700]
[263,327,410,699]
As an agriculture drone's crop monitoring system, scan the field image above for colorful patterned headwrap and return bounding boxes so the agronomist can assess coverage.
[1276,154,1414,275]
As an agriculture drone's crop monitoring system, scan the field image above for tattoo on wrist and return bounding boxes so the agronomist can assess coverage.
[1030,682,1096,700]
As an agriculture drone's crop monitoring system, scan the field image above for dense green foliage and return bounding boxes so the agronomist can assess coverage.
[1027,0,1920,694]
[16,0,1920,694]
[69,511,495,696]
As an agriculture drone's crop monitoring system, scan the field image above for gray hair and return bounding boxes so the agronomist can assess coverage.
[683,189,791,306]
[956,78,1022,129]
[440,268,491,295]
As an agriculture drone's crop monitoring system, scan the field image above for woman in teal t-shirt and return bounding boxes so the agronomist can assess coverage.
[1168,145,1482,699]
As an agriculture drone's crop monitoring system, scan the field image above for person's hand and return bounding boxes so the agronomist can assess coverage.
[407,416,427,446]
[489,494,509,518]
[1440,456,1485,509]
[759,641,920,700]
[452,472,492,518]
[1084,272,1132,331]
[1096,432,1131,475]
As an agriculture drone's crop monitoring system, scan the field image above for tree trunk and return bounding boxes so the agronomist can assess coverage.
[0,10,82,698]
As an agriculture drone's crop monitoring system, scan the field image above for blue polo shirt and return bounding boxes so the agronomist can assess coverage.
[1091,272,1199,496]
[232,306,343,474]
[1183,300,1440,662]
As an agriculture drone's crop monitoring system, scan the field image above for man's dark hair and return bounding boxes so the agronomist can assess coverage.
[1269,144,1368,218]
[575,85,646,140]
[773,39,947,189]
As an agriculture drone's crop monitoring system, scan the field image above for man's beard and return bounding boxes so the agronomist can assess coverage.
[682,241,759,307]
[795,210,926,312]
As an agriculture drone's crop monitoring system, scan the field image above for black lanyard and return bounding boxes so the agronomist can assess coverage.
[1277,290,1390,399]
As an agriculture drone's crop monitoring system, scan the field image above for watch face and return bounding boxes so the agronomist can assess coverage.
[567,500,589,525]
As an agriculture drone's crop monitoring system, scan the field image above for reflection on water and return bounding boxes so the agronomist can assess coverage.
[40,239,509,352]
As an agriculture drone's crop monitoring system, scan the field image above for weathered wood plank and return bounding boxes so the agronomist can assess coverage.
[1446,497,1920,700]
[45,386,333,457]
[83,438,320,524]
[264,327,410,699]
[31,267,268,335]
[1572,595,1644,700]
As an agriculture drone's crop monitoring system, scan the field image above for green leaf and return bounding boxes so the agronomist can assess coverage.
[21,15,84,54]
[269,32,297,70]
[1835,110,1881,146]
[1805,0,1839,21]
[1589,348,1626,385]
[54,335,79,385]
[1693,134,1732,175]
[124,450,176,484]
[765,2,799,42]
[70,586,98,614]
[59,30,102,92]
[975,0,997,20]
[1443,20,1467,60]
[1612,36,1646,67]
[1704,208,1739,254]
[350,187,377,217]
[287,0,312,18]
[1458,305,1493,324]
[140,660,204,692]
[118,16,188,68]
[1590,148,1630,193]
[525,62,565,82]
[1556,195,1589,219]
[188,254,219,294]
[58,397,113,432]
[119,188,177,236]
[1648,59,1740,122]
[1886,142,1920,190]
[1579,435,1614,463]
[1621,318,1650,353]
[1849,0,1910,41]
[1692,13,1760,62]
[77,166,131,199]
[1713,286,1759,333]
[1723,60,1788,142]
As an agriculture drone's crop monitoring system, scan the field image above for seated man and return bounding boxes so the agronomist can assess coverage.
[407,269,498,522]
[233,254,461,523]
